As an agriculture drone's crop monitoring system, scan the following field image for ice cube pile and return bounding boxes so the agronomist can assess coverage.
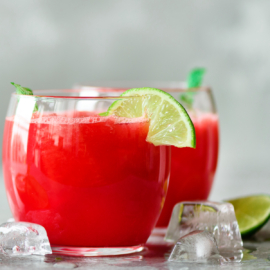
[0,222,52,256]
[166,201,243,250]
[166,201,243,263]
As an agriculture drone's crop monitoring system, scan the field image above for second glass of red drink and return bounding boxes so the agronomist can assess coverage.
[156,86,219,227]
[76,83,219,228]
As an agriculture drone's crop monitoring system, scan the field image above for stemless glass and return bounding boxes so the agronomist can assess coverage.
[75,83,219,228]
[156,86,219,227]
[2,89,171,256]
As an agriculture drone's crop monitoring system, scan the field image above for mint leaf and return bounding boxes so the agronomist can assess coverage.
[180,68,206,109]
[11,82,34,95]
[187,68,206,88]
[180,92,194,106]
[11,82,38,112]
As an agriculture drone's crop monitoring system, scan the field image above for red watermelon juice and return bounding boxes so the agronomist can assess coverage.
[3,111,170,247]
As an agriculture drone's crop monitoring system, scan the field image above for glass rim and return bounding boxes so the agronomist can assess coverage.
[12,85,212,99]
[77,86,212,93]
[74,82,212,93]
[11,90,143,100]
[74,81,211,91]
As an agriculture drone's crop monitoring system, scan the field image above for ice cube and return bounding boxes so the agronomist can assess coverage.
[165,201,243,251]
[0,222,52,256]
[168,230,224,263]
[6,218,15,223]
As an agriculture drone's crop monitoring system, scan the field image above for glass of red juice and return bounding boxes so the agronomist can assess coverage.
[2,89,171,256]
[155,85,219,227]
[76,83,219,228]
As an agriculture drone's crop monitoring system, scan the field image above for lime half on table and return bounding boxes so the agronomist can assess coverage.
[102,87,196,148]
[228,195,270,237]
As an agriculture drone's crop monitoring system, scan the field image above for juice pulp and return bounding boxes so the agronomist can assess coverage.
[3,112,170,247]
[156,113,219,227]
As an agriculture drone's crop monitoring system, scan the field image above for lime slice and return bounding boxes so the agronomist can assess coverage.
[228,195,270,237]
[106,88,195,147]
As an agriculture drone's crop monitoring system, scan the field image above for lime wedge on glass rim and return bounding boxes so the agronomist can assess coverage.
[228,195,270,237]
[101,87,196,148]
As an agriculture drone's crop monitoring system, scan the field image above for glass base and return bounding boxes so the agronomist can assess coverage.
[147,227,168,245]
[51,245,144,256]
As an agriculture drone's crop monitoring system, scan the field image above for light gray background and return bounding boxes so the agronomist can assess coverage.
[0,0,270,222]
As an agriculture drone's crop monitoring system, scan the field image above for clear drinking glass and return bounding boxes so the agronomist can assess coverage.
[2,89,171,256]
[75,83,219,228]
